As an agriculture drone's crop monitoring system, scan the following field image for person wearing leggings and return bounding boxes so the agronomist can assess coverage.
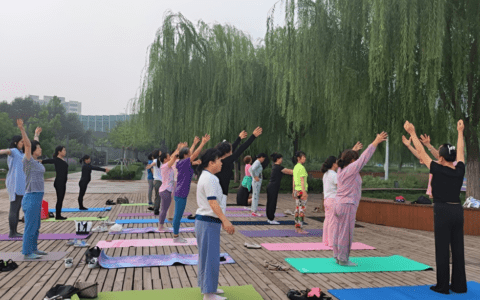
[146,149,163,213]
[146,153,155,205]
[404,120,467,294]
[0,127,42,238]
[250,153,267,216]
[215,127,263,214]
[236,156,253,206]
[42,146,69,220]
[158,143,185,231]
[266,153,293,224]
[78,155,109,210]
[172,135,210,242]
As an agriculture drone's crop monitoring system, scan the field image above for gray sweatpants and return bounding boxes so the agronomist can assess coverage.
[153,180,162,214]
[147,179,154,204]
[9,194,23,236]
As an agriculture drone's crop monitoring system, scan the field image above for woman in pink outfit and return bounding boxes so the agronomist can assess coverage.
[322,143,362,247]
[333,132,387,266]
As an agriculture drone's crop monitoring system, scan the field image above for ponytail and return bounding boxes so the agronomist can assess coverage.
[292,151,306,164]
[321,156,337,173]
[337,149,359,169]
[79,155,90,164]
[53,145,65,158]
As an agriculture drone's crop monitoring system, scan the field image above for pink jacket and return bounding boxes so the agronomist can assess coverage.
[335,144,377,206]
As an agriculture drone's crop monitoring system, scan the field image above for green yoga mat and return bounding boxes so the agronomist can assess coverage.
[87,285,262,300]
[120,203,149,206]
[285,255,432,274]
[42,217,109,222]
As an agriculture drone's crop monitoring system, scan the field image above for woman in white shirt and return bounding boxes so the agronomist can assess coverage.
[146,149,163,214]
[195,148,235,300]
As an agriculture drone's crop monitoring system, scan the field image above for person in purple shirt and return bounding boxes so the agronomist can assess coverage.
[173,134,210,243]
[333,131,387,266]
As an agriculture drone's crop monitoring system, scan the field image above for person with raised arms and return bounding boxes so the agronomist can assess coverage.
[333,132,387,266]
[404,120,467,295]
[172,134,210,242]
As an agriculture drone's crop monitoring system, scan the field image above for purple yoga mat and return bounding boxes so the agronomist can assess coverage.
[226,207,266,211]
[117,212,191,218]
[225,213,286,217]
[0,233,91,241]
[109,227,196,235]
[0,252,68,261]
[239,229,323,238]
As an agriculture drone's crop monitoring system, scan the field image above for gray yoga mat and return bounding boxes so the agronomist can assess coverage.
[0,252,69,261]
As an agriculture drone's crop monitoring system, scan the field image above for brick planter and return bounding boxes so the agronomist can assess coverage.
[356,197,480,236]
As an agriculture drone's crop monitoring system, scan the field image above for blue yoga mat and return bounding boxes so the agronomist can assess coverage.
[115,218,195,224]
[329,281,480,300]
[49,207,112,212]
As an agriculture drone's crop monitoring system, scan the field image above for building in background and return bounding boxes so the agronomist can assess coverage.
[28,95,82,114]
[79,114,130,132]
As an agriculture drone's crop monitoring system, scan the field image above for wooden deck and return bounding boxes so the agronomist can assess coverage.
[0,183,479,300]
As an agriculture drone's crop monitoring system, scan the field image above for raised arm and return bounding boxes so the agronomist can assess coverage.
[456,120,465,163]
[191,134,210,162]
[0,149,12,156]
[34,127,42,142]
[404,121,432,169]
[189,136,200,157]
[347,132,387,174]
[41,158,55,165]
[419,134,440,160]
[91,165,107,172]
[231,127,262,161]
[402,136,422,160]
[17,120,31,160]
[231,130,248,153]
[352,141,363,152]
[168,142,186,168]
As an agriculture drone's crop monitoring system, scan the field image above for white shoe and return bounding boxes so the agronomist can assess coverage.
[202,289,224,295]
[92,225,108,232]
[173,237,188,243]
[88,258,98,269]
[203,293,227,300]
[267,220,280,225]
[65,257,73,268]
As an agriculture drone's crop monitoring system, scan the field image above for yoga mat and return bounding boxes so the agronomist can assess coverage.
[285,255,432,274]
[329,281,480,300]
[42,217,109,222]
[49,207,112,212]
[308,216,364,228]
[0,233,91,241]
[231,220,295,225]
[226,207,266,211]
[262,242,375,251]
[240,229,323,238]
[0,252,68,261]
[97,238,197,248]
[226,213,286,217]
[120,203,149,206]
[117,212,191,217]
[226,203,264,207]
[98,250,235,268]
[109,227,195,235]
[115,218,194,224]
[91,285,263,300]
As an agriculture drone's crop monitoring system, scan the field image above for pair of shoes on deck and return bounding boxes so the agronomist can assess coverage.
[244,242,261,249]
[263,260,289,271]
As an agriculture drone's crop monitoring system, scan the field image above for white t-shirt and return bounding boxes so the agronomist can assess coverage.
[196,170,223,218]
[152,159,162,181]
[322,169,338,199]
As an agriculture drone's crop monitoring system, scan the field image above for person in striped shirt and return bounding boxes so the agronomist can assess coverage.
[333,132,388,266]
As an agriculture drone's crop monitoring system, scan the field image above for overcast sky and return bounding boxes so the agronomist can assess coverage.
[0,0,279,115]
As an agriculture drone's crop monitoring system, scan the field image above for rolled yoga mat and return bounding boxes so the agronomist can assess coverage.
[98,250,235,268]
[117,212,191,217]
[285,255,433,274]
[49,207,112,212]
[97,238,197,248]
[329,281,480,300]
[109,227,195,235]
[90,285,263,300]
[115,218,194,224]
[0,233,91,241]
[261,242,375,251]
[226,207,266,211]
[42,217,109,222]
[231,220,295,225]
[0,252,68,261]
[226,213,285,217]
[240,229,323,238]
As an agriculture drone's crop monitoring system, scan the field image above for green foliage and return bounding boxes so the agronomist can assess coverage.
[101,163,144,180]
[0,112,17,149]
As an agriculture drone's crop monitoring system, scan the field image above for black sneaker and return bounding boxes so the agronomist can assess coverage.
[79,207,88,210]
[147,207,154,211]
[56,216,68,220]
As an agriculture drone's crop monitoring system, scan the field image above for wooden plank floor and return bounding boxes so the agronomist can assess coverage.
[0,184,479,300]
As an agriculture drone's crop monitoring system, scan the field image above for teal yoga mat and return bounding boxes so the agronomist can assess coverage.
[329,281,480,300]
[285,255,432,274]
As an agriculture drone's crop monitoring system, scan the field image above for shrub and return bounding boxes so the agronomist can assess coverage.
[101,163,144,180]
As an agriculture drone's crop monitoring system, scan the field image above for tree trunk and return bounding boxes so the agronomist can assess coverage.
[464,125,480,199]
[398,150,403,172]
[293,134,299,156]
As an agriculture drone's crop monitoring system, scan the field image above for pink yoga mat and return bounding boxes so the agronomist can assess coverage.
[96,238,197,248]
[225,213,285,217]
[261,242,376,251]
[117,212,191,217]
[226,207,266,211]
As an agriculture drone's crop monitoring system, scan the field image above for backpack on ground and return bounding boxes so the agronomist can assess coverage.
[85,246,102,264]
[412,196,432,205]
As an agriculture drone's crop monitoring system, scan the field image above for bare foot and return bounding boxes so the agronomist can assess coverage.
[298,230,309,234]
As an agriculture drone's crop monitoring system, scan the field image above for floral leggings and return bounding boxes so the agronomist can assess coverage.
[294,199,307,228]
